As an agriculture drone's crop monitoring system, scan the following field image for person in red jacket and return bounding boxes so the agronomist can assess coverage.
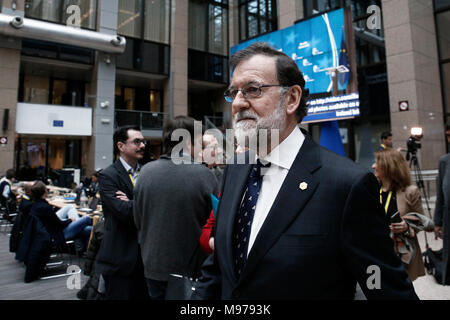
[200,210,215,254]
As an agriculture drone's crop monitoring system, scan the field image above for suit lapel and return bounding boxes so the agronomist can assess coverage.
[237,135,322,285]
[114,160,134,196]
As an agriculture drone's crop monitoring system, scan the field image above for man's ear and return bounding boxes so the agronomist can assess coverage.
[285,85,302,116]
[117,142,124,153]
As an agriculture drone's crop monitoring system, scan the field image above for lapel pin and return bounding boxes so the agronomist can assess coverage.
[299,182,308,191]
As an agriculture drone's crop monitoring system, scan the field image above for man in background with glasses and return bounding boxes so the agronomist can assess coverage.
[193,42,418,300]
[95,126,148,300]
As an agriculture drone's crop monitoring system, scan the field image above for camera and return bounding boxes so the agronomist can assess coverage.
[406,127,423,160]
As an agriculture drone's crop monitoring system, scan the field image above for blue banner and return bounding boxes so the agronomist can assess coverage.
[320,120,346,157]
[231,8,348,95]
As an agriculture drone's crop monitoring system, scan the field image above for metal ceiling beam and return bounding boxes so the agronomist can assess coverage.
[0,13,126,54]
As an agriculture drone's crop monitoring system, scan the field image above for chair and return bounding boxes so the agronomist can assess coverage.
[16,214,81,282]
[0,200,18,235]
[40,240,82,280]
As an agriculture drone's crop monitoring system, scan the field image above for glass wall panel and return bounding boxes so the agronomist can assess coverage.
[437,11,450,60]
[25,0,62,24]
[189,0,207,51]
[435,0,450,10]
[118,0,142,38]
[144,0,171,44]
[52,80,67,105]
[23,75,50,104]
[49,139,65,170]
[25,0,97,29]
[189,0,228,56]
[209,4,228,55]
[118,0,170,44]
[124,88,136,110]
[18,139,47,179]
[239,0,277,41]
[149,90,162,112]
[248,14,258,38]
[116,86,162,112]
[240,5,246,40]
[61,0,97,29]
[21,76,87,107]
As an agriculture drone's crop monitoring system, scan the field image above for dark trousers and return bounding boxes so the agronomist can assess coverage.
[103,255,148,300]
[145,278,168,300]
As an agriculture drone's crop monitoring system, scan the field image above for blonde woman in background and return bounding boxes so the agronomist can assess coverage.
[372,149,426,281]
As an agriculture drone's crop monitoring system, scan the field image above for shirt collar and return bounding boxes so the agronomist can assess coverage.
[257,126,304,170]
[119,157,140,174]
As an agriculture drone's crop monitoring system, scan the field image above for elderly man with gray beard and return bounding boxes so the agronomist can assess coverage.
[192,42,418,300]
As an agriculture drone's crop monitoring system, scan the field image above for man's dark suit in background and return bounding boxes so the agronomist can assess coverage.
[95,160,147,299]
[95,126,148,300]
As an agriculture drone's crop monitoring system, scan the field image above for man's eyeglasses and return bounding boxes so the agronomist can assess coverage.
[224,84,286,103]
[130,139,147,146]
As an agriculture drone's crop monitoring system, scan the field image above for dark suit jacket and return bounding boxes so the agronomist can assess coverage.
[434,153,450,284]
[95,160,138,277]
[30,199,69,245]
[193,132,418,300]
[10,196,33,253]
[15,214,53,283]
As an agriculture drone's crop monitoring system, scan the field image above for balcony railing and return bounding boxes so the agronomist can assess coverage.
[115,109,167,130]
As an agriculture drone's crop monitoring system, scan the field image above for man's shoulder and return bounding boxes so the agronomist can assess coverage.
[312,146,374,191]
[31,200,51,211]
[319,146,366,173]
[439,153,450,164]
[101,161,123,177]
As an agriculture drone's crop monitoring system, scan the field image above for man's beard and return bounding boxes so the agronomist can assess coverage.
[233,96,286,152]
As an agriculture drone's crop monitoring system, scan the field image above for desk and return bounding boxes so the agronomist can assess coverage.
[47,185,72,193]
[47,198,102,217]
[48,198,103,249]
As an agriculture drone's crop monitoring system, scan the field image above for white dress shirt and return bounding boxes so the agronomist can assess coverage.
[119,157,141,184]
[247,126,305,255]
[0,177,12,199]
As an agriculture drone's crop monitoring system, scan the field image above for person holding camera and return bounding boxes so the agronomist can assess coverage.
[372,149,427,281]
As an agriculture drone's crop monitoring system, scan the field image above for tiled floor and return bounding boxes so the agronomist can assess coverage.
[0,232,88,300]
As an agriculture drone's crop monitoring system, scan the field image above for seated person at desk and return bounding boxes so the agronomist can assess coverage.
[30,181,93,253]
[1,169,19,220]
[56,204,82,221]
[88,171,101,197]
[18,182,34,218]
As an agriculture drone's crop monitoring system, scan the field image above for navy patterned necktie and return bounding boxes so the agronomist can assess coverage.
[233,159,271,277]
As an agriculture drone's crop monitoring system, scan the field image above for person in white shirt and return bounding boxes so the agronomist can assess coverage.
[0,169,17,213]
[192,42,418,300]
